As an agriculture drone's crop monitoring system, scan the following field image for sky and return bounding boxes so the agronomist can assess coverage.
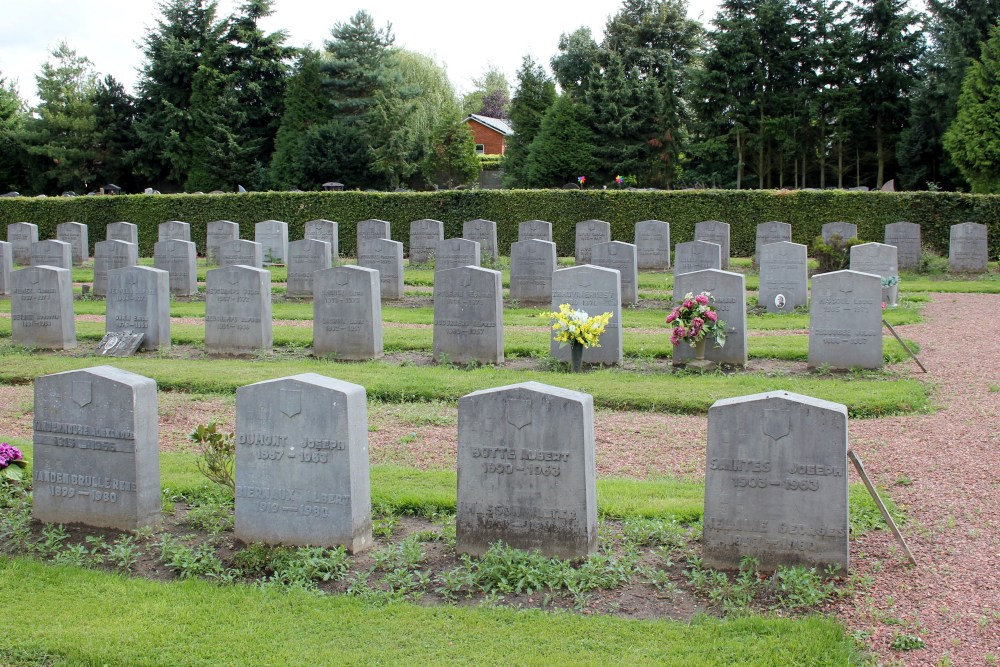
[0,0,727,106]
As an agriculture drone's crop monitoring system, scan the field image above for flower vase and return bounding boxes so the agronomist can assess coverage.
[570,342,584,372]
[694,338,707,361]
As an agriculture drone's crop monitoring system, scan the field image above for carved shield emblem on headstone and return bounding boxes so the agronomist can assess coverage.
[609,244,618,256]
[762,409,791,441]
[30,271,39,285]
[280,389,301,417]
[126,272,138,286]
[336,273,350,287]
[505,399,532,429]
[228,270,240,285]
[72,381,92,407]
[460,272,473,288]
[588,221,596,231]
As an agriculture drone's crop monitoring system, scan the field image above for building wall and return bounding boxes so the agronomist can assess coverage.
[467,121,506,155]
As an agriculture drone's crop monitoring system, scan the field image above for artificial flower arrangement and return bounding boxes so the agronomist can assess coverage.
[0,442,26,483]
[881,275,899,288]
[666,291,727,349]
[543,303,614,348]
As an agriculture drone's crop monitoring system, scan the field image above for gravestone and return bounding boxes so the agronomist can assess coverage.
[304,219,339,265]
[758,242,808,314]
[0,241,10,295]
[703,391,848,572]
[158,220,190,243]
[205,265,273,354]
[674,240,721,277]
[695,220,731,269]
[11,266,76,349]
[408,218,443,265]
[106,266,171,351]
[57,222,89,265]
[153,239,197,296]
[672,269,747,367]
[235,373,372,551]
[850,242,899,307]
[575,220,611,264]
[462,218,498,263]
[219,239,263,269]
[884,221,921,270]
[95,332,145,357]
[591,241,639,306]
[433,266,504,364]
[808,270,883,369]
[357,238,404,300]
[286,238,332,298]
[255,220,289,265]
[356,219,390,256]
[949,222,989,273]
[313,265,383,360]
[31,366,160,531]
[206,220,240,264]
[518,219,552,242]
[550,265,622,366]
[634,220,671,270]
[93,240,138,297]
[434,238,480,274]
[106,221,138,246]
[821,221,858,244]
[456,381,597,559]
[754,221,792,267]
[7,222,38,265]
[509,239,557,305]
[30,240,73,271]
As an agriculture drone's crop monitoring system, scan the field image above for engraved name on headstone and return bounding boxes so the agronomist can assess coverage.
[313,265,383,360]
[949,222,989,273]
[575,219,611,264]
[509,239,557,305]
[884,221,921,270]
[304,219,339,265]
[634,219,671,270]
[821,221,858,244]
[357,238,404,300]
[57,222,89,265]
[463,218,498,263]
[153,239,197,296]
[158,220,191,243]
[30,239,72,271]
[7,222,38,265]
[591,241,639,305]
[11,265,76,349]
[255,220,289,264]
[672,269,748,367]
[204,265,273,354]
[695,220,731,269]
[106,266,170,351]
[356,219,390,256]
[219,239,263,269]
[754,221,792,267]
[106,221,138,246]
[850,242,899,307]
[286,238,332,298]
[808,270,883,369]
[673,240,721,278]
[518,219,552,242]
[408,218,443,265]
[434,238,480,274]
[433,266,504,364]
[206,220,240,264]
[550,265,622,366]
[93,240,138,297]
[758,242,808,314]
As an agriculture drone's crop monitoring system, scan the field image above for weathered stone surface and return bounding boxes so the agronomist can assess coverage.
[672,269,747,367]
[949,222,989,273]
[357,238,404,300]
[93,240,138,297]
[219,239,263,269]
[7,222,38,265]
[30,239,72,271]
[591,241,639,306]
[205,265,273,354]
[575,219,611,264]
[673,240,721,278]
[758,242,808,314]
[106,222,138,246]
[463,218,498,263]
[206,220,240,264]
[235,373,372,551]
[158,220,191,243]
[850,242,899,307]
[255,220,289,264]
[0,241,10,295]
[808,270,883,369]
[433,266,504,364]
[304,219,339,265]
[518,220,552,242]
[32,366,160,531]
[634,220,670,270]
[408,219,443,265]
[286,239,332,298]
[456,381,597,559]
[695,220,731,269]
[356,219,390,255]
[57,222,89,265]
[106,266,171,351]
[550,265,622,366]
[509,239,557,305]
[884,221,921,270]
[755,221,792,265]
[153,240,197,296]
[703,391,848,572]
[11,265,76,349]
[312,266,383,360]
[434,238,480,274]
[821,221,858,244]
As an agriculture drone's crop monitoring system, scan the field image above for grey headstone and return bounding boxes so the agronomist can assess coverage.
[808,270,883,369]
[703,391,848,572]
[672,269,748,367]
[821,221,858,244]
[509,239,557,305]
[158,220,191,243]
[31,366,160,531]
[0,241,10,295]
[219,239,263,269]
[93,240,139,297]
[357,238,404,301]
[153,239,197,296]
[434,238,480,274]
[95,332,145,357]
[408,218,444,265]
[591,241,639,306]
[456,381,597,559]
[235,373,372,552]
[7,222,38,265]
[106,266,171,351]
[755,221,792,266]
[255,220,289,265]
[674,240,721,278]
[758,242,808,314]
[462,218,498,263]
[205,265,273,354]
[206,220,240,264]
[949,222,989,273]
[304,219,339,265]
[634,220,671,270]
[575,220,611,264]
[286,238,332,298]
[11,265,76,349]
[106,222,138,246]
[57,222,89,265]
[550,265,623,366]
[884,221,921,270]
[695,220,731,269]
[313,266,383,360]
[356,219,390,256]
[850,242,899,307]
[518,220,552,242]
[433,266,504,365]
[30,240,72,271]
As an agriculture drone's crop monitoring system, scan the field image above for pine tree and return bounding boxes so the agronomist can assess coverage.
[503,56,556,188]
[525,95,597,187]
[269,49,326,189]
[422,106,481,188]
[0,74,28,192]
[92,75,140,192]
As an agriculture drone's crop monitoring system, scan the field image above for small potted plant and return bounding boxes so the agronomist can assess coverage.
[543,303,613,372]
[881,275,899,307]
[666,291,727,366]
[0,442,26,486]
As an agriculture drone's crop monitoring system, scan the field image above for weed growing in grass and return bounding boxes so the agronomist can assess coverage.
[890,632,926,651]
[35,524,70,558]
[371,536,426,572]
[187,498,235,535]
[771,565,837,609]
[620,518,689,549]
[53,543,91,567]
[106,535,142,573]
[0,489,32,553]
[685,554,837,614]
[372,514,399,540]
[157,534,231,580]
[241,545,352,590]
[188,422,235,494]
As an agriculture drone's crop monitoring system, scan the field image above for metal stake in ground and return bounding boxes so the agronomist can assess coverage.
[848,449,917,567]
[883,319,927,373]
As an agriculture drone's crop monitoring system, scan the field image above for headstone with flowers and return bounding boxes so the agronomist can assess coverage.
[0,442,27,487]
[666,291,727,372]
[543,303,614,372]
[550,265,622,366]
[673,270,747,368]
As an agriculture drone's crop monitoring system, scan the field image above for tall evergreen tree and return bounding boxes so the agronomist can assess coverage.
[0,74,28,192]
[269,49,326,189]
[525,94,597,187]
[92,75,140,192]
[503,56,556,188]
[550,28,602,98]
[422,105,481,188]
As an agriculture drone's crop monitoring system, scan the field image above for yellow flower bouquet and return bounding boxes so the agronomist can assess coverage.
[542,303,614,348]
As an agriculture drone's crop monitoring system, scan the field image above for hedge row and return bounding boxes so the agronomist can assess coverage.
[1,189,998,258]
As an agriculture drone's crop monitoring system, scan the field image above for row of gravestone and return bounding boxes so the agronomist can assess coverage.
[31,365,850,571]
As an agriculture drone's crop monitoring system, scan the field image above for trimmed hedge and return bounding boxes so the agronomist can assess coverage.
[1,189,998,258]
